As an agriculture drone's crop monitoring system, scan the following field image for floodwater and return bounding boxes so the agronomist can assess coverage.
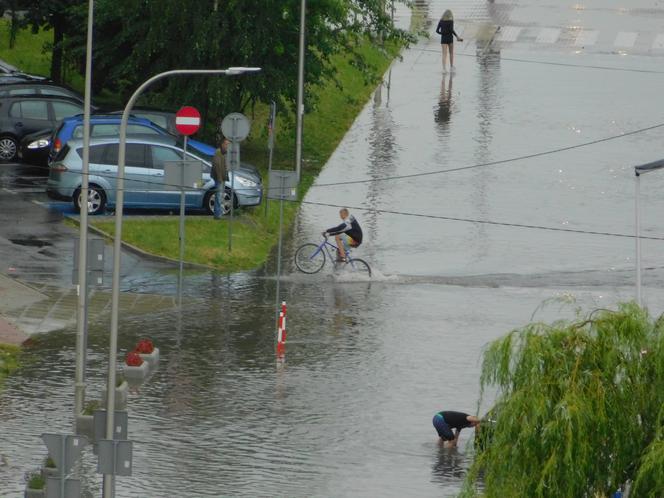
[3,1,664,497]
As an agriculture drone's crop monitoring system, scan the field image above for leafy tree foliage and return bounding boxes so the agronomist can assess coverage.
[463,303,664,497]
[57,0,410,127]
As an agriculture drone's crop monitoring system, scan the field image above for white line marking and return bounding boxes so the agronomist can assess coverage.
[175,116,200,126]
[536,28,560,44]
[2,187,17,195]
[574,30,599,47]
[614,31,637,48]
[652,34,664,50]
[496,26,522,42]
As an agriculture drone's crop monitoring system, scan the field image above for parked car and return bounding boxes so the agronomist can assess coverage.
[111,108,178,135]
[46,135,263,216]
[17,128,52,166]
[49,113,215,164]
[0,95,85,161]
[0,81,83,101]
[0,58,47,81]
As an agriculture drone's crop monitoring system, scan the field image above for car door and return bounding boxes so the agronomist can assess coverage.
[8,99,51,138]
[50,100,83,123]
[146,144,189,207]
[99,143,148,206]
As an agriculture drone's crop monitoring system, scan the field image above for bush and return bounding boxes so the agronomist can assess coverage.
[25,470,44,490]
[134,338,154,354]
[125,352,143,366]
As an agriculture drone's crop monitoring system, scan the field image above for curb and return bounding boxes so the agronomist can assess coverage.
[65,215,216,271]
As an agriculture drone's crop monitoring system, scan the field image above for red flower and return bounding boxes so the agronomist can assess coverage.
[135,339,154,354]
[126,352,143,366]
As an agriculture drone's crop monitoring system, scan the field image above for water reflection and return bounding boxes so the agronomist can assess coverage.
[431,445,470,485]
[469,45,502,264]
[434,72,455,136]
[365,70,398,251]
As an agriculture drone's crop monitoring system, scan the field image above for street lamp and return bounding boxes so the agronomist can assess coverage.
[103,67,261,498]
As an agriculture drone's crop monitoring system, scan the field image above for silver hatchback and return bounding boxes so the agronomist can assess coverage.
[46,135,263,215]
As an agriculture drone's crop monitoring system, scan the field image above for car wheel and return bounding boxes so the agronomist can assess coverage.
[0,136,17,161]
[73,185,106,215]
[204,188,235,216]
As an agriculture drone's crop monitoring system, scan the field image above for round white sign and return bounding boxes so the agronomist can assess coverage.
[221,113,251,141]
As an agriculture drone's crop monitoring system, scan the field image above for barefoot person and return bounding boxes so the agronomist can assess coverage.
[436,10,463,73]
[433,410,480,447]
[323,208,363,263]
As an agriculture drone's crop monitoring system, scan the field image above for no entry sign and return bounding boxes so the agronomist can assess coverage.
[175,106,201,136]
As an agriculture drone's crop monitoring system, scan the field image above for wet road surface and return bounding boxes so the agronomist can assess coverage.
[3,1,664,496]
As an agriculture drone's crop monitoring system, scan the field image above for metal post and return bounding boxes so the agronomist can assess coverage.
[179,136,188,273]
[635,173,642,306]
[275,174,285,325]
[104,67,260,498]
[265,101,276,216]
[60,434,66,498]
[295,0,306,181]
[74,0,94,418]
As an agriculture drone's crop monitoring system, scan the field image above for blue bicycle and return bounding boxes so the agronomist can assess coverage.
[294,235,371,277]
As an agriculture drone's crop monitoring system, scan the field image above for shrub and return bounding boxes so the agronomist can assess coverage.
[25,470,44,490]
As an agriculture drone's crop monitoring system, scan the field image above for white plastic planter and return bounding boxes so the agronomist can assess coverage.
[138,347,160,365]
[122,360,149,380]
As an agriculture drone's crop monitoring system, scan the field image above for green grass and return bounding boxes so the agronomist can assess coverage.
[0,20,51,77]
[90,39,400,270]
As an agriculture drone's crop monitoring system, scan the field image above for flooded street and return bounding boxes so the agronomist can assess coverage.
[3,0,664,496]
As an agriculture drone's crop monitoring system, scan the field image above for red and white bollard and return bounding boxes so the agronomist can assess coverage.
[276,301,287,357]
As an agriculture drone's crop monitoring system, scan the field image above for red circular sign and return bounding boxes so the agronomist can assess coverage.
[175,106,201,136]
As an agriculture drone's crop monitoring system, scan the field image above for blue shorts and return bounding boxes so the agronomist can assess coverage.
[433,413,455,440]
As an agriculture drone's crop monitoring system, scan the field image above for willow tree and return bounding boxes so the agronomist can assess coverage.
[462,303,664,497]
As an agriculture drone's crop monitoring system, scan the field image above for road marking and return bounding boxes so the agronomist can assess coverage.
[652,34,664,50]
[614,31,637,48]
[574,30,599,47]
[2,187,17,195]
[496,26,522,42]
[536,28,560,44]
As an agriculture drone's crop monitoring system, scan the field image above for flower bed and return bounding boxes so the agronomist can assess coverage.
[135,338,160,365]
[122,352,149,380]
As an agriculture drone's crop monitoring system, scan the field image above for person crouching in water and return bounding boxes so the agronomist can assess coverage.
[433,410,480,447]
[323,208,363,263]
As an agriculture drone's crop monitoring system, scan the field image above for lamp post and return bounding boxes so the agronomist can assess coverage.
[103,67,260,498]
[295,0,306,181]
[74,0,94,419]
[633,158,664,306]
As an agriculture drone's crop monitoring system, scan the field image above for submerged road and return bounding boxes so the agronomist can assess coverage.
[2,1,664,496]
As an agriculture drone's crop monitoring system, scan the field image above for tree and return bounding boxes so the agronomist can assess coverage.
[462,303,664,497]
[23,0,85,83]
[64,0,411,128]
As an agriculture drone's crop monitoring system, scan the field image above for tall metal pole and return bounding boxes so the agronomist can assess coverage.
[179,136,188,272]
[635,173,642,306]
[275,174,285,325]
[74,0,94,418]
[265,101,276,216]
[103,67,260,498]
[295,0,306,181]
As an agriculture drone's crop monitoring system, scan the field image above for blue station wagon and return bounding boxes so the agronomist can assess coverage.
[46,135,262,215]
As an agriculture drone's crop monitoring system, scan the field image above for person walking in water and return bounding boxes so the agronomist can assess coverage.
[436,10,463,73]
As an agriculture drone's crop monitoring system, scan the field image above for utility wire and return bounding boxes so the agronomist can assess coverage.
[296,199,664,241]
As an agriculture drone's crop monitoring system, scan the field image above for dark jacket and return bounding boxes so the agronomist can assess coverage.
[326,215,363,245]
[211,148,228,182]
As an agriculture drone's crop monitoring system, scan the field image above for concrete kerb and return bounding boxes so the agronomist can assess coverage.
[65,214,216,271]
[0,275,45,345]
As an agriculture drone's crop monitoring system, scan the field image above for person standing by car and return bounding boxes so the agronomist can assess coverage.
[211,137,230,219]
[435,10,463,73]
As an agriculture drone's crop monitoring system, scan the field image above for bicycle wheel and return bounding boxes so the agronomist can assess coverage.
[294,243,326,273]
[348,258,371,277]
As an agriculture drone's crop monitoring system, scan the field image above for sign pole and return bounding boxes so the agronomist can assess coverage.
[179,136,188,273]
[275,174,286,325]
[265,101,276,217]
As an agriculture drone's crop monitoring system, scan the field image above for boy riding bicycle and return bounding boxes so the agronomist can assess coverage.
[323,208,363,262]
